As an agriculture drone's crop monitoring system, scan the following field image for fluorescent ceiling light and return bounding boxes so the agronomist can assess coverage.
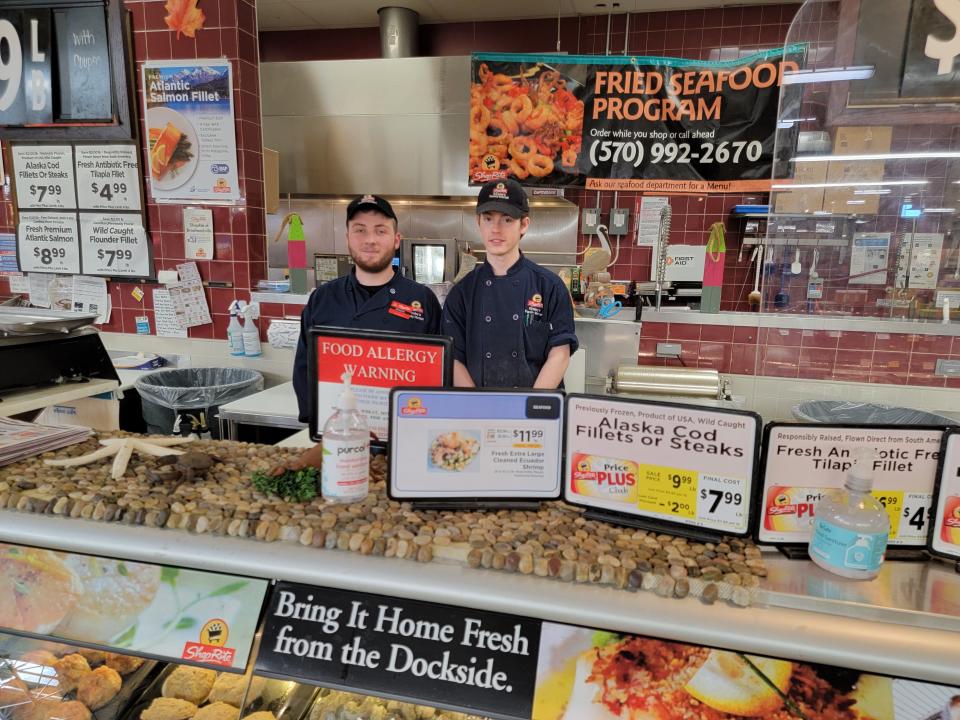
[922,207,955,213]
[854,189,891,195]
[794,152,960,162]
[847,200,866,205]
[781,65,875,85]
[771,180,928,189]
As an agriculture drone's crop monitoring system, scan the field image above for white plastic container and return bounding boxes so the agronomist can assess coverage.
[241,302,262,357]
[321,372,369,504]
[808,448,890,580]
[227,303,245,356]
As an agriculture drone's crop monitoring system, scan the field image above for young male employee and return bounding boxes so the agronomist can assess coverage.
[442,179,577,388]
[293,194,442,422]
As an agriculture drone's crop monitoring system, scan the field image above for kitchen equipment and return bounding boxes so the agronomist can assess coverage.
[807,248,824,303]
[774,248,791,308]
[607,365,726,400]
[313,254,354,283]
[791,249,802,274]
[0,306,98,336]
[747,245,762,306]
[400,238,459,284]
[596,297,622,319]
[654,204,672,311]
[0,320,118,396]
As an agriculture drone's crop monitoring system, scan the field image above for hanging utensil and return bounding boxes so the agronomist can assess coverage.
[791,248,802,275]
[748,245,762,307]
[774,246,790,308]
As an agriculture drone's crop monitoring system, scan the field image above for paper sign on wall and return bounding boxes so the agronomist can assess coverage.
[11,145,77,210]
[74,144,142,211]
[850,232,890,285]
[79,212,152,277]
[17,212,81,274]
[183,207,214,259]
[897,233,944,289]
[759,424,943,547]
[638,196,669,248]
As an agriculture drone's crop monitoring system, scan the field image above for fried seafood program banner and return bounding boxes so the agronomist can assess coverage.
[469,46,803,192]
[0,543,267,670]
[256,582,540,720]
[141,60,241,202]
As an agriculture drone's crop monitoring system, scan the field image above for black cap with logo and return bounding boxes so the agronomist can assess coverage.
[476,178,529,219]
[346,194,397,222]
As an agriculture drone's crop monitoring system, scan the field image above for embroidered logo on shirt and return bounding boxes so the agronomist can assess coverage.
[525,293,544,322]
[388,299,425,321]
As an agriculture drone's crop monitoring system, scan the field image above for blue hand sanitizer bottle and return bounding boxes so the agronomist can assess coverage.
[808,448,889,580]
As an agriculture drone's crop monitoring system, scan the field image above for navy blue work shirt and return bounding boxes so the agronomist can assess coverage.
[293,269,442,421]
[442,253,578,388]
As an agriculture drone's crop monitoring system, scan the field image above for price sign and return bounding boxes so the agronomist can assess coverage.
[389,389,564,501]
[759,424,943,547]
[564,395,760,538]
[11,145,77,210]
[16,211,80,273]
[74,145,142,211]
[79,212,151,277]
[931,431,960,560]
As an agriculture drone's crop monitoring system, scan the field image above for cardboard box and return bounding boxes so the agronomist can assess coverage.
[833,126,892,155]
[37,396,119,431]
[264,147,280,215]
[823,159,885,214]
[774,161,827,214]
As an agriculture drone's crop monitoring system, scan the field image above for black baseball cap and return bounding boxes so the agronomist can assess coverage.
[346,194,397,222]
[476,179,529,218]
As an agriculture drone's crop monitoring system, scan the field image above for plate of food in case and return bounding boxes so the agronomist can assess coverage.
[147,107,198,191]
[0,639,159,720]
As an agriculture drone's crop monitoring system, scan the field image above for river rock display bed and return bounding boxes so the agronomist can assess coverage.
[0,434,766,606]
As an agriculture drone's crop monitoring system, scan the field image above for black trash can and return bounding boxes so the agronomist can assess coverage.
[135,368,264,439]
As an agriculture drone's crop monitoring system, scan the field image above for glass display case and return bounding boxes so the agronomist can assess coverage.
[762,0,960,322]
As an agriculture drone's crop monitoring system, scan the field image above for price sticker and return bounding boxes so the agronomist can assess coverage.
[637,464,697,520]
[75,145,142,211]
[897,492,932,544]
[697,474,748,529]
[873,490,904,538]
[512,428,545,448]
[17,212,81,274]
[12,145,77,210]
[79,213,151,277]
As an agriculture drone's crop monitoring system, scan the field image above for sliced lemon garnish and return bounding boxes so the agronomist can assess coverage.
[685,650,793,717]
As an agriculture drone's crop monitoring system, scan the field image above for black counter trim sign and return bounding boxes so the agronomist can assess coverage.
[255,582,539,720]
[928,428,960,563]
[387,387,566,506]
[757,422,946,558]
[562,394,762,541]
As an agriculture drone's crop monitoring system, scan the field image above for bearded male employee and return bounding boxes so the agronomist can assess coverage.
[293,195,442,422]
[442,179,577,388]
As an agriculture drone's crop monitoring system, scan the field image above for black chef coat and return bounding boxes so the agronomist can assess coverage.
[442,253,577,388]
[293,269,442,421]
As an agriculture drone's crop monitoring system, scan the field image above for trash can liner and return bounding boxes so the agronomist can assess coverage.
[792,400,956,426]
[135,368,263,409]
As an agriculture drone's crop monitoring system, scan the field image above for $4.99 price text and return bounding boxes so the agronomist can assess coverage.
[90,182,128,203]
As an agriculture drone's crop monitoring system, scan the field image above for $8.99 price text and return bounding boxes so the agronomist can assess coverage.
[589,139,763,168]
[33,247,67,265]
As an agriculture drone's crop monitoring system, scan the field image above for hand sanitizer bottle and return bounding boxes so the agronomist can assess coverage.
[227,301,245,356]
[808,448,889,580]
[321,372,369,504]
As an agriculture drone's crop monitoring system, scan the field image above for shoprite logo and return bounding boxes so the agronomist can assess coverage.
[200,618,229,646]
[400,397,428,416]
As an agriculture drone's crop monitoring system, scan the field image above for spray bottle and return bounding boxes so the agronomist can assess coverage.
[808,448,890,579]
[227,301,245,356]
[321,372,369,504]
[241,301,262,357]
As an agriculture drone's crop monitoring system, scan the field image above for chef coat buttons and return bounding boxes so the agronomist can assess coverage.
[485,352,492,359]
[513,314,519,321]
[511,351,518,358]
[390,288,396,294]
[485,315,492,323]
[485,280,492,287]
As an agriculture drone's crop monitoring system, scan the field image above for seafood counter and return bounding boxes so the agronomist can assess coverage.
[0,433,958,688]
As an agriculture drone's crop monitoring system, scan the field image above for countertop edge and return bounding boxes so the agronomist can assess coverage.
[0,511,956,685]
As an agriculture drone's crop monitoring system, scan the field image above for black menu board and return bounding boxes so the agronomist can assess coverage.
[54,5,111,121]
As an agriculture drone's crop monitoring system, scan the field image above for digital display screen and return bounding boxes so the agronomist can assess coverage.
[389,389,564,500]
[931,431,960,560]
[759,424,943,547]
[564,395,761,537]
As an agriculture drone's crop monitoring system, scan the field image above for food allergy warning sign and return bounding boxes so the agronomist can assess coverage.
[759,424,943,547]
[564,395,760,537]
[309,328,452,442]
[389,389,564,500]
[256,582,538,720]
